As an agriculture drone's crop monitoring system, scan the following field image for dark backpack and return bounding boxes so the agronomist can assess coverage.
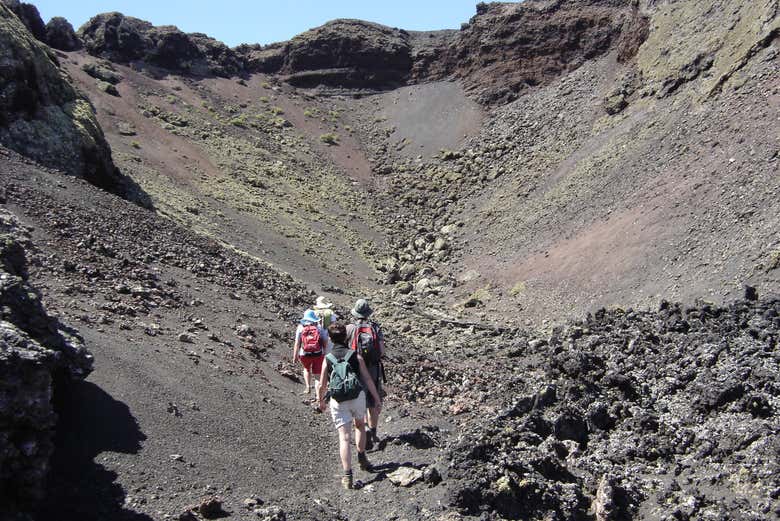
[351,322,381,364]
[300,324,323,355]
[326,351,362,402]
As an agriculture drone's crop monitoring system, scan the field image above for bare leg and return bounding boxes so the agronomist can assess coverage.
[367,405,381,430]
[338,425,352,472]
[301,366,311,393]
[354,418,366,452]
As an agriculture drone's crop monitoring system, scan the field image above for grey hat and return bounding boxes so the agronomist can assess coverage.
[351,298,373,319]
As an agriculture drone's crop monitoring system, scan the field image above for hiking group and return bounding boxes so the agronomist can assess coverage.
[292,297,385,489]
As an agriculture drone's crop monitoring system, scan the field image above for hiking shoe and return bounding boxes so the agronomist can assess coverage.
[341,474,353,490]
[358,451,372,472]
[365,433,373,451]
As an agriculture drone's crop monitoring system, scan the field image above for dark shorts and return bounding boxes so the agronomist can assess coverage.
[365,362,382,408]
[300,354,324,376]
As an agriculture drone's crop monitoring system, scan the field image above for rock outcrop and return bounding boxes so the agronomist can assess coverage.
[0,209,92,518]
[239,1,647,100]
[240,19,413,88]
[423,0,645,103]
[78,12,243,77]
[1,0,44,42]
[44,16,80,51]
[0,4,124,193]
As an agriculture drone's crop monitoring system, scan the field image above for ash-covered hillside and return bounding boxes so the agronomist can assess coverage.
[0,0,778,520]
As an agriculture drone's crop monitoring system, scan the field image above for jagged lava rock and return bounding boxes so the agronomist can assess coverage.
[0,209,92,517]
[78,12,243,77]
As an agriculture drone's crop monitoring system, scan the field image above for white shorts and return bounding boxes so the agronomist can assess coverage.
[329,391,366,429]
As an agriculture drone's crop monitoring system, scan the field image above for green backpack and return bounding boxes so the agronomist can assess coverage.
[326,351,362,402]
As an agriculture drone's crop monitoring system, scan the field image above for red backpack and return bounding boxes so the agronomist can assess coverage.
[351,322,381,364]
[300,324,323,354]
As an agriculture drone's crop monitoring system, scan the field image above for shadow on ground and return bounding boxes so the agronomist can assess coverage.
[36,380,151,521]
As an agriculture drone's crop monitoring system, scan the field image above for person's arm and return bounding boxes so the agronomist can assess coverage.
[357,355,380,405]
[317,359,330,411]
[292,327,300,362]
[376,325,385,358]
[319,327,329,351]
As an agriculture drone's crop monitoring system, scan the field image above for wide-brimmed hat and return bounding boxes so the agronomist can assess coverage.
[314,296,333,309]
[350,298,373,319]
[300,309,319,324]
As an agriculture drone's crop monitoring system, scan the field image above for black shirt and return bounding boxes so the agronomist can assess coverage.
[325,343,361,374]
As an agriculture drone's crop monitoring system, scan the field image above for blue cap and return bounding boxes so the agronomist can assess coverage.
[300,309,319,324]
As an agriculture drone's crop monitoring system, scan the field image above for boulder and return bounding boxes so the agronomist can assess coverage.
[0,4,124,194]
[82,62,123,84]
[78,12,152,63]
[45,16,81,51]
[387,466,424,487]
[96,80,119,96]
[604,92,628,115]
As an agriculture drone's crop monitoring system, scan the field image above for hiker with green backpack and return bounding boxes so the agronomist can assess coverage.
[345,298,385,451]
[317,323,381,490]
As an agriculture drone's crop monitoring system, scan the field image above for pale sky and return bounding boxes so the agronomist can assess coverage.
[31,1,517,47]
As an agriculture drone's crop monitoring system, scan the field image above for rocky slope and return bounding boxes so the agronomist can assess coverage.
[353,0,780,328]
[0,208,92,518]
[446,293,780,520]
[0,1,778,520]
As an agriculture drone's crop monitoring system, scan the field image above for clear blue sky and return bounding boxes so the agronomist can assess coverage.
[31,1,512,47]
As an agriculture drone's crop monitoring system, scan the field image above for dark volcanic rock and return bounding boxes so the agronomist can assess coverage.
[0,4,124,194]
[448,296,780,519]
[78,12,243,77]
[242,19,413,89]
[236,1,648,100]
[82,61,123,84]
[78,12,152,63]
[1,0,44,42]
[419,0,646,104]
[0,210,92,518]
[45,16,81,51]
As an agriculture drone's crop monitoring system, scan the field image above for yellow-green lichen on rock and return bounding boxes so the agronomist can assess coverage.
[637,0,780,98]
[0,4,122,193]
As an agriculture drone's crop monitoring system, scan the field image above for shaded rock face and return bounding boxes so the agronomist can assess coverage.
[0,210,92,517]
[241,19,413,88]
[448,296,780,519]
[424,0,643,103]
[44,16,81,51]
[0,4,123,194]
[1,0,44,42]
[78,12,243,77]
